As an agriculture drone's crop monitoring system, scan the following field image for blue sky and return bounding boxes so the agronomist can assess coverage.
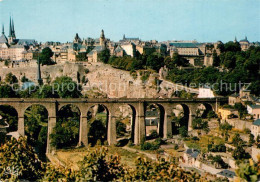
[0,0,259,43]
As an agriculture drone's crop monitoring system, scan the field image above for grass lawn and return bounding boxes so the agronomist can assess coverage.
[185,134,224,152]
[54,145,145,170]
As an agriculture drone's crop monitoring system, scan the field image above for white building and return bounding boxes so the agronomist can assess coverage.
[121,43,136,57]
[251,119,260,139]
[198,87,215,98]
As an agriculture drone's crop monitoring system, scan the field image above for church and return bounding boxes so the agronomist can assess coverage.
[0,17,37,61]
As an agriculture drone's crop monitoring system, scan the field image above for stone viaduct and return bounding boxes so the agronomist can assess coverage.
[0,97,227,153]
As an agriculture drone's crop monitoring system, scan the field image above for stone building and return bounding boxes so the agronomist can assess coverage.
[251,119,260,139]
[0,17,37,61]
[87,30,107,62]
[239,36,250,51]
[247,105,260,120]
[145,110,159,136]
[121,42,136,57]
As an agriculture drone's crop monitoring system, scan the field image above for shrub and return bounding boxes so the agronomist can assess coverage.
[174,144,179,150]
[127,140,134,147]
[141,141,160,151]
[84,68,90,74]
[0,137,45,181]
[149,129,159,138]
[96,139,102,146]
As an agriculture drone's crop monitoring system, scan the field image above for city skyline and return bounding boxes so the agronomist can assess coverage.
[0,0,259,43]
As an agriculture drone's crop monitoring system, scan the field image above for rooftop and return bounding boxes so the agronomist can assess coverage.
[185,148,200,158]
[169,42,201,48]
[253,119,260,126]
[248,105,260,109]
[217,169,236,178]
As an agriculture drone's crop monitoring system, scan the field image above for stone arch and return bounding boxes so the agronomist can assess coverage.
[86,104,110,145]
[113,103,137,144]
[197,103,214,118]
[172,104,190,135]
[23,104,49,159]
[145,103,165,139]
[56,104,81,148]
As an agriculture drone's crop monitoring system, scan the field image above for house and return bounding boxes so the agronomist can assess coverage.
[251,119,260,139]
[247,105,260,120]
[216,169,236,180]
[183,148,201,168]
[239,36,250,51]
[121,42,136,57]
[228,93,240,106]
[145,110,159,136]
[197,87,215,98]
[218,108,239,121]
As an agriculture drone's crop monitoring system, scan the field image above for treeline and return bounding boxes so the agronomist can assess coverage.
[0,76,82,98]
[0,137,205,181]
[99,49,189,72]
[167,44,260,96]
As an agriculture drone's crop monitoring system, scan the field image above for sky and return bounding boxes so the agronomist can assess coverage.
[0,0,259,43]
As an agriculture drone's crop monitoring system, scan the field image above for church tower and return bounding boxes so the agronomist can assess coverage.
[100,29,106,46]
[8,17,16,44]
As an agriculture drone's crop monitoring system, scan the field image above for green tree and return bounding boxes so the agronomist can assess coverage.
[146,54,164,71]
[53,76,82,98]
[98,48,110,63]
[79,147,125,181]
[172,53,189,67]
[5,72,18,84]
[88,119,107,146]
[0,84,16,98]
[236,159,260,182]
[39,47,55,65]
[21,75,29,83]
[0,137,45,181]
[178,126,188,137]
[219,122,232,141]
[249,134,255,147]
[234,103,248,119]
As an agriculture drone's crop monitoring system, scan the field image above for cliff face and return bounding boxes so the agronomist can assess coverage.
[0,62,177,98]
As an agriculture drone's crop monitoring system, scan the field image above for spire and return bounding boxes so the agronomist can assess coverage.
[12,17,15,37]
[234,36,237,42]
[123,34,125,40]
[245,36,247,41]
[101,29,105,39]
[37,57,43,85]
[2,24,4,35]
[8,16,12,37]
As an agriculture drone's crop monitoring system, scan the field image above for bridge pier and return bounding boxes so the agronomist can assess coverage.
[135,102,146,144]
[18,116,25,136]
[79,115,88,147]
[107,114,117,145]
[163,112,172,138]
[46,116,56,154]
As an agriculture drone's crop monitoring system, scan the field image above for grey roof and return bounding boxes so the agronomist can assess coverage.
[114,45,123,53]
[87,46,105,56]
[249,105,260,109]
[17,39,37,45]
[217,169,236,178]
[169,42,201,48]
[253,119,260,126]
[0,34,8,44]
[186,148,200,158]
[230,93,239,97]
